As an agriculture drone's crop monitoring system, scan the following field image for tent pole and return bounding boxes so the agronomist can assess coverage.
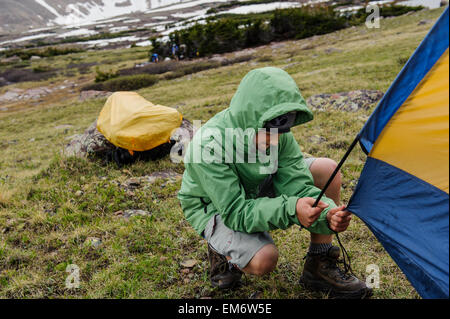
[313,136,360,208]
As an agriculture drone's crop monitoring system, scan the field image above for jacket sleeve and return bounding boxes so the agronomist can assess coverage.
[185,159,301,234]
[272,133,336,235]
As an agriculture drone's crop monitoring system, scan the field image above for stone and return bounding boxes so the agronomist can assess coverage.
[282,62,300,70]
[306,90,384,112]
[30,56,41,61]
[418,19,432,25]
[299,42,315,50]
[64,120,115,158]
[307,135,327,144]
[0,89,23,103]
[0,55,22,64]
[249,291,263,299]
[0,76,10,87]
[324,47,343,54]
[84,237,102,248]
[142,171,183,184]
[180,259,197,268]
[55,124,74,130]
[210,55,228,64]
[79,90,112,101]
[125,178,141,189]
[270,43,285,49]
[75,190,83,197]
[114,209,151,219]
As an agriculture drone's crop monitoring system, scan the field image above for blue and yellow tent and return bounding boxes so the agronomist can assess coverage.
[347,7,449,298]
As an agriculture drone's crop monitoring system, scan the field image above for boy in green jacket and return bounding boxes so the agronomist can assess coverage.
[177,67,370,298]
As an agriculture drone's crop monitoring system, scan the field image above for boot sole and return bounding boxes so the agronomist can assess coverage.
[211,280,242,290]
[299,274,372,299]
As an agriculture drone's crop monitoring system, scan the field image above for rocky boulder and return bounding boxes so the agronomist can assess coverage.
[306,90,384,112]
[79,90,112,102]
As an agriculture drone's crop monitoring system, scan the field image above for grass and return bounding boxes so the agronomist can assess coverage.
[0,7,445,298]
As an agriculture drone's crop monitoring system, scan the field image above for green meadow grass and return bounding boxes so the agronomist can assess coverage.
[0,8,444,298]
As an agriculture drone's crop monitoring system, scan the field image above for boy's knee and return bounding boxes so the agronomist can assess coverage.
[310,158,341,187]
[248,244,278,276]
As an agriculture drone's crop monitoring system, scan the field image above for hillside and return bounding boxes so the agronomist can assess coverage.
[0,7,445,298]
[0,0,195,33]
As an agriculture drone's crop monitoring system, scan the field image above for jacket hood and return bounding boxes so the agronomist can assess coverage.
[228,67,313,131]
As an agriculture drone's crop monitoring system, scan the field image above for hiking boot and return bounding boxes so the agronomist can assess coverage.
[207,244,242,289]
[299,246,372,299]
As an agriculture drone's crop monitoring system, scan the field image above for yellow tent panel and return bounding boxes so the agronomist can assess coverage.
[97,92,182,152]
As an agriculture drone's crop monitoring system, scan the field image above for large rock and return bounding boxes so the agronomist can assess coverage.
[306,90,384,112]
[79,90,112,101]
[64,118,194,158]
[64,120,115,158]
[0,87,55,104]
[0,55,22,64]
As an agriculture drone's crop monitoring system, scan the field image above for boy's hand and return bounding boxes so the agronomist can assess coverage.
[326,205,352,232]
[296,197,329,228]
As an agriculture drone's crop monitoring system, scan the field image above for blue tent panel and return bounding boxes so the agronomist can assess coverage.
[348,157,449,298]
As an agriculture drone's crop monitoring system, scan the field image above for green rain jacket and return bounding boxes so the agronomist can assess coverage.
[177,67,336,236]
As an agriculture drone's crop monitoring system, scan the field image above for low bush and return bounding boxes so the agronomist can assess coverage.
[82,74,158,92]
[94,67,119,83]
[0,46,85,61]
[119,54,253,79]
[0,68,56,85]
[119,60,182,76]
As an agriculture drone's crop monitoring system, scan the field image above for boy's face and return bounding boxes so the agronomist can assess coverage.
[255,130,280,151]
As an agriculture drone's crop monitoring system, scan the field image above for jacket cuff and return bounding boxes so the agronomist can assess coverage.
[287,196,301,227]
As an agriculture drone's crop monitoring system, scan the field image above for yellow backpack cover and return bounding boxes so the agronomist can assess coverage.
[97,92,182,152]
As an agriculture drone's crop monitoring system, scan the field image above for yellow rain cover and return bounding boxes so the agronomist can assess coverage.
[97,92,182,151]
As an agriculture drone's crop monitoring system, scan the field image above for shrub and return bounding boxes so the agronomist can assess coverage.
[119,60,181,76]
[0,68,56,84]
[94,67,119,83]
[118,55,253,80]
[0,47,85,61]
[82,74,158,92]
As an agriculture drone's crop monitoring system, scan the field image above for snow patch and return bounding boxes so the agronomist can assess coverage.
[136,40,153,47]
[78,35,144,48]
[0,33,55,45]
[109,26,130,33]
[398,0,442,9]
[221,2,302,15]
[171,9,209,19]
[57,28,98,38]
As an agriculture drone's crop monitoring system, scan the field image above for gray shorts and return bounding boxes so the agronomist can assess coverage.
[203,156,317,269]
[203,214,275,269]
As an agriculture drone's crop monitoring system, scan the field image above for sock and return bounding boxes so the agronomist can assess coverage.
[308,242,332,255]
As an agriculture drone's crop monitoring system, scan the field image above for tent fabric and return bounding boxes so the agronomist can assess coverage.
[371,50,449,193]
[358,6,449,154]
[348,8,449,299]
[97,92,182,152]
[349,158,449,298]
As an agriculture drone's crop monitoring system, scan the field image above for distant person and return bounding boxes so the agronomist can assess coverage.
[178,67,371,298]
[172,43,179,61]
[151,53,159,63]
[179,44,187,60]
